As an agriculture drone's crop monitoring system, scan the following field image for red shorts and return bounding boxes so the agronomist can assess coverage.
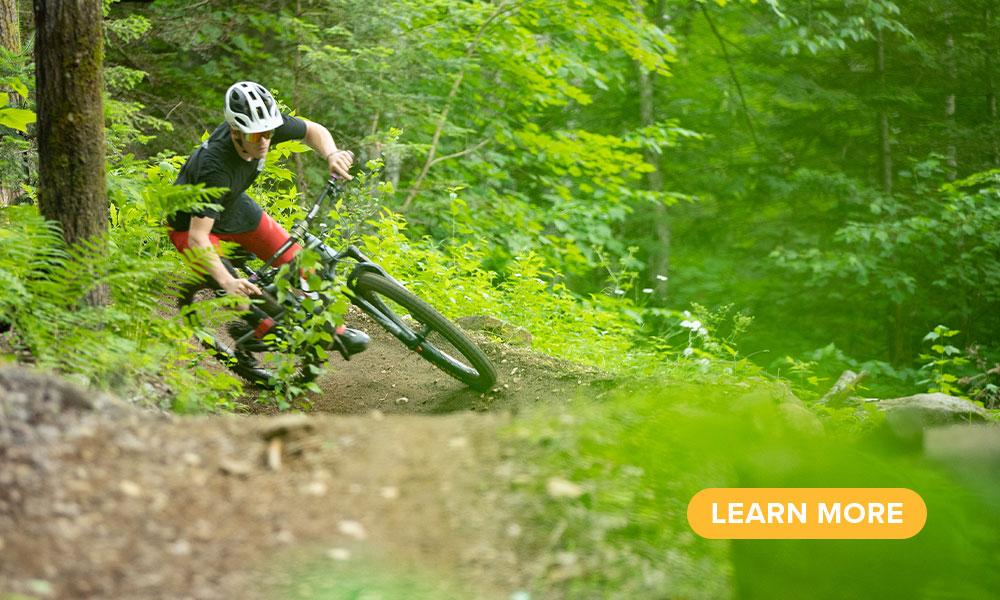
[168,212,302,266]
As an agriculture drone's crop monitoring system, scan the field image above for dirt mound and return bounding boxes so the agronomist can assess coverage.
[0,326,611,599]
[257,313,612,415]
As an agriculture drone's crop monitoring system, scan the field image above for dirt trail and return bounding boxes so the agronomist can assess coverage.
[0,326,610,599]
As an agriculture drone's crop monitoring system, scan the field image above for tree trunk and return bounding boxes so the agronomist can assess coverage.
[34,0,108,304]
[0,0,20,207]
[988,3,1000,167]
[944,24,957,180]
[636,0,669,296]
[290,0,308,197]
[876,28,909,363]
[876,29,892,195]
[992,84,1000,168]
[0,0,17,53]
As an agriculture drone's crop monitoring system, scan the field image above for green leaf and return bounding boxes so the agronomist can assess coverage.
[5,77,28,100]
[0,107,36,133]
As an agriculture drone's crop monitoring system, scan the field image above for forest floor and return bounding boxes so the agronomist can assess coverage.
[0,321,613,600]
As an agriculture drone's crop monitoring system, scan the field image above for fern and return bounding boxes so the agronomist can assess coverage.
[0,179,241,412]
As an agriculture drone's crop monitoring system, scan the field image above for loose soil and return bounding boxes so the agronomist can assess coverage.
[0,324,611,600]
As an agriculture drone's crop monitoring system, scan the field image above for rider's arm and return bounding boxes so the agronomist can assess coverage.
[302,119,353,180]
[187,216,261,297]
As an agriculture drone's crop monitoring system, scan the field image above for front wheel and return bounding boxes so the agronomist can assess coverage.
[351,272,498,392]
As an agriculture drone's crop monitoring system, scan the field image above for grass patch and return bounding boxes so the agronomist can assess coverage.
[505,379,1000,598]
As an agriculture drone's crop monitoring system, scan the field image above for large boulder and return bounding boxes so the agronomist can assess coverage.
[875,393,987,425]
[924,423,1000,467]
[873,393,988,445]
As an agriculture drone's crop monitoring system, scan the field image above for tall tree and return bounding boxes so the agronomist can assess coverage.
[0,0,17,53]
[943,8,957,180]
[0,0,20,207]
[636,0,670,296]
[876,28,893,195]
[33,0,107,246]
[987,1,999,166]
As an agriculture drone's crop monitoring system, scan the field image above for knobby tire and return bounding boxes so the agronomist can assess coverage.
[352,272,498,392]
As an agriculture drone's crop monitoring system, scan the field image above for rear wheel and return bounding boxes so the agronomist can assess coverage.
[351,272,497,392]
[179,283,322,391]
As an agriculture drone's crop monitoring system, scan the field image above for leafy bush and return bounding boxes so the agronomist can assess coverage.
[0,202,241,412]
[507,381,998,598]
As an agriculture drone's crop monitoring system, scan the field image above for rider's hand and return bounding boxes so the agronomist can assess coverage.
[222,277,261,298]
[325,149,354,180]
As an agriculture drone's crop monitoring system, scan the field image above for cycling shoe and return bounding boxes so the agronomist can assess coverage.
[334,325,369,358]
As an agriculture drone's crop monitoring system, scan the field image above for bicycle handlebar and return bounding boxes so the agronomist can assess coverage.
[250,153,354,279]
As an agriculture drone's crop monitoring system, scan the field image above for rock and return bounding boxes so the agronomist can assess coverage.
[777,403,824,436]
[0,366,127,448]
[735,385,805,408]
[218,457,254,477]
[0,366,93,412]
[457,315,533,347]
[876,393,987,425]
[874,394,987,445]
[546,477,584,500]
[327,547,351,561]
[301,480,328,497]
[168,539,191,556]
[924,424,1000,466]
[258,414,314,440]
[506,523,522,538]
[119,480,143,498]
[337,519,368,541]
[379,486,399,500]
[26,579,54,597]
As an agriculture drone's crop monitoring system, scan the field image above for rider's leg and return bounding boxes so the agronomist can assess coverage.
[169,227,276,353]
[220,212,369,356]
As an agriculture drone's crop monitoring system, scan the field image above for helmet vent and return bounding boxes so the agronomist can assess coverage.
[224,81,283,133]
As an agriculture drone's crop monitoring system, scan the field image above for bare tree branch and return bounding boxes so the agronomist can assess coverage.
[428,137,491,168]
[402,0,526,210]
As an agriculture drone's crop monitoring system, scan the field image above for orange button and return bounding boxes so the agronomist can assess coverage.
[687,488,926,539]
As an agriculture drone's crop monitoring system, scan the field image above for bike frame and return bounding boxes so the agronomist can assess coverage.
[231,176,423,353]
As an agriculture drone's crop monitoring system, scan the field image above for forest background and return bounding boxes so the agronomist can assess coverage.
[1,1,999,597]
[2,0,1000,407]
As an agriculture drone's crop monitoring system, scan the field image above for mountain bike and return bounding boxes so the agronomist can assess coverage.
[178,176,498,393]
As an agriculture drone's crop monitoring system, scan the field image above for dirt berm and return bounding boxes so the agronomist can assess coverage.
[0,325,611,599]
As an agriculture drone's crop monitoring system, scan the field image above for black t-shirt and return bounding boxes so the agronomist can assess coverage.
[167,114,307,233]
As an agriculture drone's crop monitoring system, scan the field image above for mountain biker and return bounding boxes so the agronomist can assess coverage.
[167,81,369,358]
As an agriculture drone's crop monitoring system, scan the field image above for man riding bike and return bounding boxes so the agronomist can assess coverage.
[167,81,369,361]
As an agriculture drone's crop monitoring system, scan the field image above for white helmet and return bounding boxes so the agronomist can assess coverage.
[224,81,283,133]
